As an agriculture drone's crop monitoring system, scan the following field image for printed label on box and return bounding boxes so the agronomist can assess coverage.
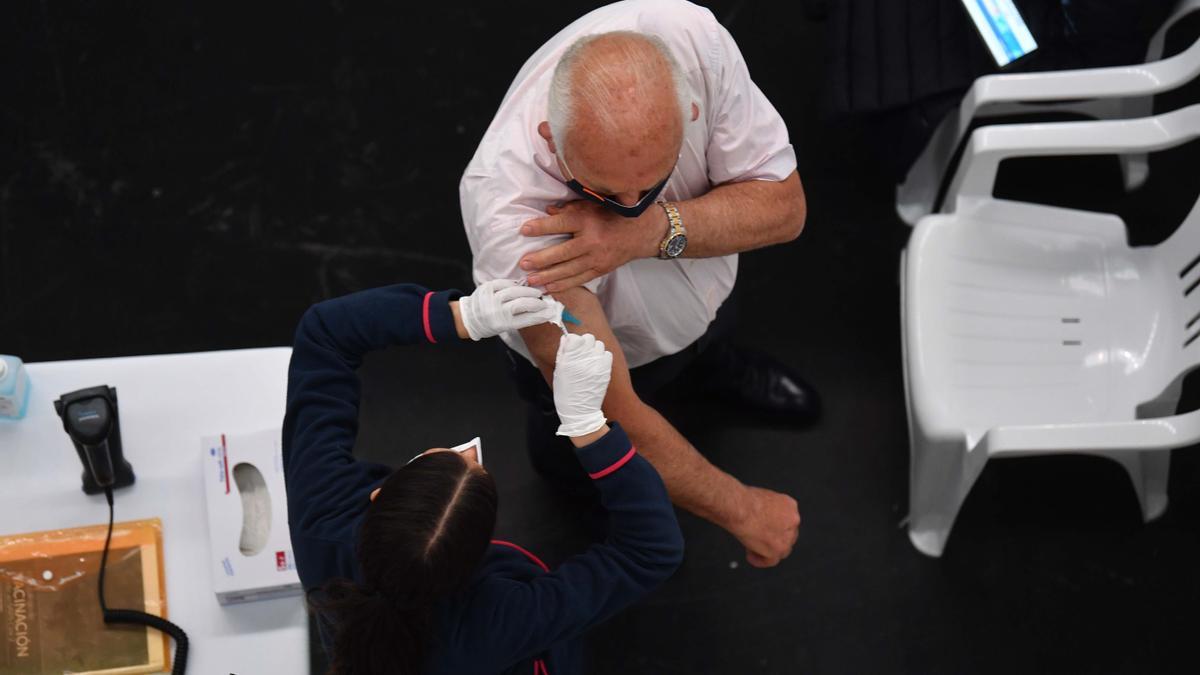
[202,428,302,604]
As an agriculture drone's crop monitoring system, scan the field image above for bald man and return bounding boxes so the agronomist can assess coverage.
[461,0,811,567]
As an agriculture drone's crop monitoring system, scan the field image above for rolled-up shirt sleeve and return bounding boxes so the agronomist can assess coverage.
[466,212,536,288]
[460,156,548,286]
[703,18,797,186]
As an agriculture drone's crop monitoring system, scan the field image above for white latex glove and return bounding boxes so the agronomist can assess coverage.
[458,279,562,341]
[553,333,613,438]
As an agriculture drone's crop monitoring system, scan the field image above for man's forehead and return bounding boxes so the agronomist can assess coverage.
[566,131,681,194]
[572,156,675,195]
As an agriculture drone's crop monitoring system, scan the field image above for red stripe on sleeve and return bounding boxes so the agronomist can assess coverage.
[587,446,636,480]
[490,539,550,572]
[422,291,437,344]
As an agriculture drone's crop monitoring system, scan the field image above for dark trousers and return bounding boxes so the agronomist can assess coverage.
[504,293,739,497]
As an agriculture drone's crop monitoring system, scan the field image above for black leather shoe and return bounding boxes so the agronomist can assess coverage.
[694,342,821,425]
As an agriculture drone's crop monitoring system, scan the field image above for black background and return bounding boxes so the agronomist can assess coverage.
[5,2,1200,673]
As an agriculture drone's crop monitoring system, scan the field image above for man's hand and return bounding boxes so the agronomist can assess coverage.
[521,287,802,569]
[730,486,801,568]
[519,200,664,292]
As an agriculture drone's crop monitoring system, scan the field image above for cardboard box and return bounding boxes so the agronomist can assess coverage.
[201,429,302,605]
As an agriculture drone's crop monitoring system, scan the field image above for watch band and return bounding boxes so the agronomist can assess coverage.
[658,201,686,259]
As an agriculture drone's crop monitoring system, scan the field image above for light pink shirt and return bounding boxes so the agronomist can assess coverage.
[460,0,796,368]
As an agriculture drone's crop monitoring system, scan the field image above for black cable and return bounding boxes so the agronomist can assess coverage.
[100,486,189,675]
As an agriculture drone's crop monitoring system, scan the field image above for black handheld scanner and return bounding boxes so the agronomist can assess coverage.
[54,386,136,494]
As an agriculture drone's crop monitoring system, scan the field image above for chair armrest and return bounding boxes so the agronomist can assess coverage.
[979,409,1200,456]
[944,103,1200,208]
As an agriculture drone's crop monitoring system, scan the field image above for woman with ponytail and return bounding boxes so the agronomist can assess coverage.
[283,281,684,674]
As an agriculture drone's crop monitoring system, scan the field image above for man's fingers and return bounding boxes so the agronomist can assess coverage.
[521,214,579,238]
[528,257,590,288]
[545,269,599,294]
[521,238,583,274]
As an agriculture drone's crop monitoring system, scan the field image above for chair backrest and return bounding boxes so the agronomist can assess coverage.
[1155,191,1200,383]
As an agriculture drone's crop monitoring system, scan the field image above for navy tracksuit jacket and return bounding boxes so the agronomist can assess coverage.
[282,284,684,674]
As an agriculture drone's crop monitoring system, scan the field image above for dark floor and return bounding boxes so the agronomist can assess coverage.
[5,2,1200,674]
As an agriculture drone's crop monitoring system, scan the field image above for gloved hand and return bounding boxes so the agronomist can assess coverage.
[552,333,613,437]
[458,279,562,341]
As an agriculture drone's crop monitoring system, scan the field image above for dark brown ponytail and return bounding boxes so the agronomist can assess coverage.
[310,451,497,674]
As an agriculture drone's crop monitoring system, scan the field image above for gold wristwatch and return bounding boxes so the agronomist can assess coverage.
[657,201,687,259]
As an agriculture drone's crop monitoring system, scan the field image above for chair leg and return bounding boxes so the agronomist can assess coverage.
[1109,451,1171,522]
[908,433,987,557]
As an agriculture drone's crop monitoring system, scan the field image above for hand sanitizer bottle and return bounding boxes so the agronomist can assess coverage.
[0,355,31,420]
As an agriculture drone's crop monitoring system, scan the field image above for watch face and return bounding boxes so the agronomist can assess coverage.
[666,234,687,258]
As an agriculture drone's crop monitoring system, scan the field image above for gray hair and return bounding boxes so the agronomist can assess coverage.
[547,31,693,159]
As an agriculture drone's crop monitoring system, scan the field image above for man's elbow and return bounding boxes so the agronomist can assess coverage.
[779,201,806,243]
[779,180,808,243]
[765,173,806,244]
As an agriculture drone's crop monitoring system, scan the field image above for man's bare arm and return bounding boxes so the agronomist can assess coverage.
[672,170,807,258]
[518,171,806,292]
[520,287,747,526]
[519,287,800,567]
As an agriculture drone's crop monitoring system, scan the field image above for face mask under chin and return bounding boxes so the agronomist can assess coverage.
[564,177,668,218]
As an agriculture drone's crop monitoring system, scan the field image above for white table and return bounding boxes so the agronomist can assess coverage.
[0,347,309,674]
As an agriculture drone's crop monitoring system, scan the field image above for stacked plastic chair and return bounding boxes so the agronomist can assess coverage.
[896,0,1200,226]
[901,102,1200,557]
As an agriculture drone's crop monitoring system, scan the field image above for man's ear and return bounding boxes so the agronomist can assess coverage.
[691,102,700,122]
[538,121,557,154]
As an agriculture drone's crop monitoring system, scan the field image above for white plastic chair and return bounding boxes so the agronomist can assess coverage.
[896,0,1200,226]
[901,103,1200,557]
